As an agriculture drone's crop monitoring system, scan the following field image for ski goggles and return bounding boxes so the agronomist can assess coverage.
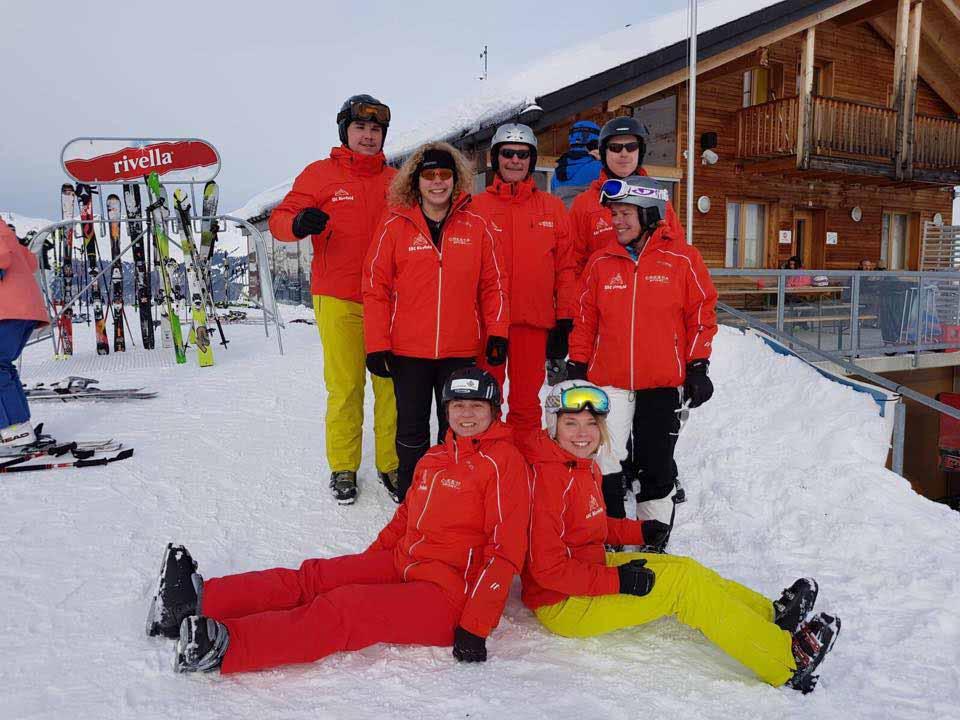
[420,167,453,181]
[600,178,671,205]
[338,100,391,126]
[547,385,611,416]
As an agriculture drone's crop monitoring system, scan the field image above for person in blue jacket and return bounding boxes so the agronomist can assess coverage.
[551,121,602,207]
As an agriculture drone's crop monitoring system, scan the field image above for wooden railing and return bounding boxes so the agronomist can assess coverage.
[810,97,897,159]
[914,114,960,169]
[736,96,798,159]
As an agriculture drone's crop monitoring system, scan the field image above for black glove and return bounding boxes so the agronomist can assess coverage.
[292,208,329,238]
[545,318,574,361]
[485,336,508,366]
[618,559,656,597]
[683,360,713,409]
[545,358,568,387]
[365,351,393,378]
[565,360,588,381]
[640,520,672,550]
[452,625,487,663]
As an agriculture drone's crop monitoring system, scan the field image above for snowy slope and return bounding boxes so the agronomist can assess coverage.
[1,210,55,236]
[3,321,959,719]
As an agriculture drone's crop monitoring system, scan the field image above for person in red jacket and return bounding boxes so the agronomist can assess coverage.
[147,368,530,674]
[472,123,577,443]
[521,381,841,694]
[363,143,510,501]
[567,175,718,526]
[268,93,398,505]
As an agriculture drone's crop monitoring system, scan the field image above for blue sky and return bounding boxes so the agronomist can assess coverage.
[0,0,688,219]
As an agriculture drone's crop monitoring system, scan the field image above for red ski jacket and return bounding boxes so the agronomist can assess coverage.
[520,431,647,610]
[268,146,395,302]
[367,421,531,638]
[362,193,510,359]
[0,223,48,325]
[470,176,577,328]
[569,215,717,390]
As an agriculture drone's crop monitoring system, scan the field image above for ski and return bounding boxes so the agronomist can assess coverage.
[123,184,155,349]
[0,448,134,474]
[197,181,228,348]
[24,377,157,401]
[106,194,126,352]
[173,189,214,367]
[144,173,186,364]
[76,183,110,355]
[57,184,76,357]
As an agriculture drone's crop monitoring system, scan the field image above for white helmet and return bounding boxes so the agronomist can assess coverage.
[544,380,610,438]
[491,123,538,174]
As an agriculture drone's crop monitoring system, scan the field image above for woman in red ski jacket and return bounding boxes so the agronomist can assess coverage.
[148,368,530,674]
[521,381,841,694]
[363,143,510,501]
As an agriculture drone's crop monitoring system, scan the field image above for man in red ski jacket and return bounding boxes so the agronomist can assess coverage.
[472,123,577,441]
[268,93,398,505]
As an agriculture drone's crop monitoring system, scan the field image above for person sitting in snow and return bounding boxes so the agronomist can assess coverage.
[520,381,842,694]
[146,367,530,674]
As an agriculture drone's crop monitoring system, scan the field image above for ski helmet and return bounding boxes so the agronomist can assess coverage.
[599,116,647,175]
[544,380,610,438]
[568,120,600,150]
[337,94,391,146]
[599,175,668,233]
[490,123,538,175]
[441,367,502,409]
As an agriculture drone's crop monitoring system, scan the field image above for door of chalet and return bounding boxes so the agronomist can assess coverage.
[793,209,825,270]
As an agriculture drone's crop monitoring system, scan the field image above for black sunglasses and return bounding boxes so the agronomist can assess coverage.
[606,141,640,154]
[499,148,531,160]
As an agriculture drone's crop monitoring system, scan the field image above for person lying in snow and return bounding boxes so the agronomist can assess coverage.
[519,380,841,694]
[146,367,529,673]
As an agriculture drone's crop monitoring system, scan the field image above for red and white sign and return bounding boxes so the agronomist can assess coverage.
[61,137,220,184]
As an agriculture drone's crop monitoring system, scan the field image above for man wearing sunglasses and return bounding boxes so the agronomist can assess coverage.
[269,93,399,506]
[471,123,577,444]
[567,175,717,529]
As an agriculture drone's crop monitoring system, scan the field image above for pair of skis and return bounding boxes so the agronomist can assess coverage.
[24,376,156,401]
[0,424,132,474]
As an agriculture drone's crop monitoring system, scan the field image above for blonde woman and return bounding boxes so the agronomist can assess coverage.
[520,381,841,694]
[363,142,509,501]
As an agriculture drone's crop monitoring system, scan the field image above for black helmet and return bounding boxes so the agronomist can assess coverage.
[337,93,391,146]
[599,116,647,175]
[441,367,501,408]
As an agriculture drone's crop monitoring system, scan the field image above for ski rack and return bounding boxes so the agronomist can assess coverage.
[28,204,284,359]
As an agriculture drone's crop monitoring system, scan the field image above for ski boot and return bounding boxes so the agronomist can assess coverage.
[773,578,819,634]
[786,612,841,694]
[146,543,203,639]
[330,470,358,505]
[174,616,229,673]
[379,469,401,504]
[0,422,37,449]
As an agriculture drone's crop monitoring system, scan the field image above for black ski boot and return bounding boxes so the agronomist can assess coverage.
[330,470,358,505]
[174,615,229,673]
[786,612,841,694]
[379,470,401,504]
[146,543,203,639]
[774,577,818,634]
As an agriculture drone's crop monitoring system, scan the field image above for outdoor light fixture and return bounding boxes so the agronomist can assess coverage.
[850,206,862,222]
[701,149,718,165]
[697,196,711,213]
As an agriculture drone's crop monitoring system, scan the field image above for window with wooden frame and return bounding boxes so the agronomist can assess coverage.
[795,61,834,97]
[632,94,677,166]
[881,210,910,270]
[742,63,784,107]
[726,201,768,267]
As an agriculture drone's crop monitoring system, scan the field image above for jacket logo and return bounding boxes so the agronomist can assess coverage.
[489,582,501,591]
[538,220,554,228]
[644,274,670,284]
[490,220,503,232]
[448,236,472,245]
[593,217,612,235]
[441,477,461,490]
[586,494,603,519]
[603,272,627,291]
[409,235,433,252]
[331,188,354,203]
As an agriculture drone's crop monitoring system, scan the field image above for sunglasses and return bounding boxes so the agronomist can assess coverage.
[606,141,640,154]
[549,386,611,415]
[339,100,391,126]
[420,168,453,182]
[599,179,670,204]
[499,148,531,160]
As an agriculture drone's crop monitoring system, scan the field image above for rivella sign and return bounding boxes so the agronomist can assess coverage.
[61,137,220,184]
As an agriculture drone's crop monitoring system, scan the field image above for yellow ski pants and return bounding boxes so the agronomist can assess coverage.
[534,552,796,687]
[313,295,398,474]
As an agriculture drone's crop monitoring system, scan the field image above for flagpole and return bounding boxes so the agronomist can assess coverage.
[686,0,697,245]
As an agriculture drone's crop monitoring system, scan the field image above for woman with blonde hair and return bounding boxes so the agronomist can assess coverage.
[363,142,510,501]
[520,381,841,694]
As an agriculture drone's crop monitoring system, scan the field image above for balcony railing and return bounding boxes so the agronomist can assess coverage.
[915,114,960,169]
[736,96,798,159]
[810,97,897,159]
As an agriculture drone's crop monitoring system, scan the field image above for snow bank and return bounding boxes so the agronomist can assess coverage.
[4,323,958,719]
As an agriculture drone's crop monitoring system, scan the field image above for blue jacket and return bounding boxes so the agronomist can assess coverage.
[551,150,602,191]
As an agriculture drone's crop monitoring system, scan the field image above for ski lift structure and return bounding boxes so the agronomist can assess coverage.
[28,137,283,360]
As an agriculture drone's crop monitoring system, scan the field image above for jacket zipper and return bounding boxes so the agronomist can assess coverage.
[435,255,443,358]
[407,469,441,568]
[629,263,638,389]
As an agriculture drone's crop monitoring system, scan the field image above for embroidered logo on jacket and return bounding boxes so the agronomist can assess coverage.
[586,494,603,519]
[448,236,472,246]
[331,188,354,203]
[603,272,627,291]
[408,235,433,252]
[593,217,612,236]
[538,219,554,228]
[644,274,670,284]
[441,477,461,490]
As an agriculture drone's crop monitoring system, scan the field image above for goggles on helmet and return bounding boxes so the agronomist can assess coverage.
[546,385,611,416]
[338,100,391,126]
[600,178,670,205]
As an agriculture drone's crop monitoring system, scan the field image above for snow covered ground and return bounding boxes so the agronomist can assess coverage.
[4,315,959,719]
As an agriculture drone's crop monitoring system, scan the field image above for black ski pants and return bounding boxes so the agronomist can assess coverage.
[390,354,475,501]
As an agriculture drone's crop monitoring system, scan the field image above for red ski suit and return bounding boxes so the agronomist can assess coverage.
[569,216,718,390]
[268,146,395,302]
[202,421,530,673]
[519,432,647,610]
[363,194,510,358]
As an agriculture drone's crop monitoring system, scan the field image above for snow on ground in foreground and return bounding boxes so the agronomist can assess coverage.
[4,319,959,720]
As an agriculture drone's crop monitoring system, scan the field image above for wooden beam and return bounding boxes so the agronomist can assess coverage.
[918,3,960,77]
[697,47,768,85]
[834,0,901,25]
[902,1,925,179]
[797,28,816,169]
[606,0,874,109]
[892,0,911,110]
[939,0,960,23]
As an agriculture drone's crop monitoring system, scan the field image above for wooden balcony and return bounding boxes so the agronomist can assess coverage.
[736,95,960,184]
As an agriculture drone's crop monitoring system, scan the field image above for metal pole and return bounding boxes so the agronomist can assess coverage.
[685,0,697,245]
[850,272,861,356]
[892,400,906,476]
[776,273,786,331]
